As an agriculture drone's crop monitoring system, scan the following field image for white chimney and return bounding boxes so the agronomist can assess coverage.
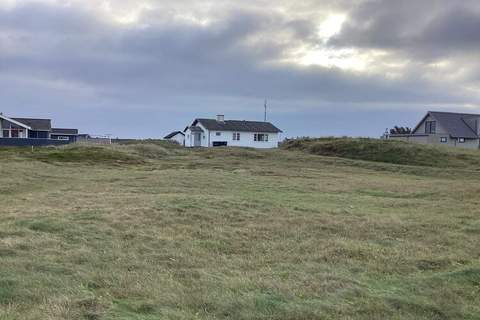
[216,115,225,122]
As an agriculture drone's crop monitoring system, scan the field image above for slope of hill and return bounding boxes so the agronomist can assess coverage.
[282,137,480,169]
[0,143,479,319]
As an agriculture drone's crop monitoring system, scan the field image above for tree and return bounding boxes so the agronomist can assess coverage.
[390,126,412,135]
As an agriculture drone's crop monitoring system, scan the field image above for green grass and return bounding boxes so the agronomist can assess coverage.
[282,137,480,169]
[0,140,480,319]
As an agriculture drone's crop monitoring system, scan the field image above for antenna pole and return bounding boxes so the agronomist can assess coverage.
[264,99,267,122]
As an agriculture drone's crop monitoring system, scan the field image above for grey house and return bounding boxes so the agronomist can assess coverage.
[389,111,480,149]
[0,113,79,145]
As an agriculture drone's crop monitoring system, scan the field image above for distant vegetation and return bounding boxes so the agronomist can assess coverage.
[389,126,412,134]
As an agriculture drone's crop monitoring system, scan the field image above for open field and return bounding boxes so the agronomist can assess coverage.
[1,140,480,319]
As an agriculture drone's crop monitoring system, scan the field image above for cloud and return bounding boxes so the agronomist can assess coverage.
[0,0,479,138]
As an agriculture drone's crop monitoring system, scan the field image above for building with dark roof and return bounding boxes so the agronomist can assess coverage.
[0,113,79,144]
[184,115,283,148]
[164,131,185,145]
[389,111,480,149]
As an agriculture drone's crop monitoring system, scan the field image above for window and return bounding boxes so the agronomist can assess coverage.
[37,131,49,139]
[459,138,465,143]
[233,133,240,141]
[440,137,448,143]
[216,132,221,136]
[425,121,436,134]
[56,136,70,141]
[254,134,269,142]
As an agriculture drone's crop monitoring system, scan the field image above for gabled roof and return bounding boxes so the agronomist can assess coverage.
[193,118,282,133]
[0,114,32,129]
[187,126,204,132]
[12,118,51,131]
[413,111,479,138]
[164,131,185,139]
[51,128,78,135]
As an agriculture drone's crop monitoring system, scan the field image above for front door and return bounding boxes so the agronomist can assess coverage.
[194,133,201,147]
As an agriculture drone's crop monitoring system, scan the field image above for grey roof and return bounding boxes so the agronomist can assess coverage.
[193,118,282,133]
[414,111,480,138]
[164,131,185,139]
[12,118,51,131]
[187,126,204,132]
[51,128,79,135]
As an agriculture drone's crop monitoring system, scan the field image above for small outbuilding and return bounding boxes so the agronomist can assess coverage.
[164,131,185,146]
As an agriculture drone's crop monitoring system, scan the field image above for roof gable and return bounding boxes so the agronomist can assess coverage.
[12,118,51,131]
[164,131,185,139]
[0,114,32,129]
[194,118,282,133]
[412,111,480,138]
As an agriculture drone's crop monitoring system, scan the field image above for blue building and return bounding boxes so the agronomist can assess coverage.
[0,113,79,146]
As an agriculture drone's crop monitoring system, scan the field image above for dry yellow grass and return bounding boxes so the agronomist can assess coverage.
[0,142,479,319]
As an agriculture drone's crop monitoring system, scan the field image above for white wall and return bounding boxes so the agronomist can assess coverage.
[185,123,209,147]
[184,121,281,148]
[208,130,279,148]
[167,133,185,146]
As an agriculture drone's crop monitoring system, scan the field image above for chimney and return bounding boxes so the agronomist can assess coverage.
[216,115,225,122]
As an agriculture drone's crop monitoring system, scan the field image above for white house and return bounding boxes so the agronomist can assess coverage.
[163,131,185,145]
[184,115,282,148]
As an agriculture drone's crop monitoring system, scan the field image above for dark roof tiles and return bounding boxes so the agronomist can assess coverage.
[12,118,51,131]
[194,118,282,133]
[428,111,479,138]
[164,131,185,139]
[51,128,79,135]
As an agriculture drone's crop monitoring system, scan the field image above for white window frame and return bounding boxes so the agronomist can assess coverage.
[233,132,240,141]
[254,133,269,142]
[440,137,448,143]
[459,138,465,143]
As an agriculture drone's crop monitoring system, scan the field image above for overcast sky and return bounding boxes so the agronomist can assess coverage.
[1,0,479,138]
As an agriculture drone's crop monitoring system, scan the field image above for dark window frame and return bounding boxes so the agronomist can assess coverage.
[425,121,436,134]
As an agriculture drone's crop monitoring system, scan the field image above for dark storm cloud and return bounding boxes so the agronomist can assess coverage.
[0,0,479,138]
[331,0,480,58]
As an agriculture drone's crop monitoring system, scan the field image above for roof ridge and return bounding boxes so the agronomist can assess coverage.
[430,111,480,116]
[12,117,52,120]
[197,118,274,123]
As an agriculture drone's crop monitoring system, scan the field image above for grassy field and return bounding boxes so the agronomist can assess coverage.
[0,139,479,319]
